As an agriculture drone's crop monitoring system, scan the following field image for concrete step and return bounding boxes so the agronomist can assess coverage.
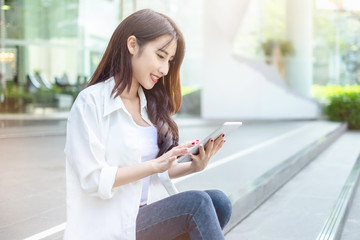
[175,120,347,233]
[225,131,360,240]
[330,153,360,240]
[315,152,360,240]
[0,119,347,240]
[340,167,360,240]
[0,120,67,138]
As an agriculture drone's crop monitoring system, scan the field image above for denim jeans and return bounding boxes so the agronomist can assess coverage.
[136,190,232,240]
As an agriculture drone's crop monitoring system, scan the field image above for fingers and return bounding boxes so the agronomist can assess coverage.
[212,134,226,155]
[214,139,225,154]
[178,140,199,148]
[167,140,199,158]
[189,152,198,161]
[189,144,205,160]
[168,156,178,164]
[205,138,214,158]
[188,134,227,173]
[190,144,207,172]
[199,143,205,156]
[172,147,189,157]
[162,155,177,164]
[205,134,225,157]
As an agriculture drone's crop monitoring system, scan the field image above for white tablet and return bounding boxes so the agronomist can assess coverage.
[177,122,242,163]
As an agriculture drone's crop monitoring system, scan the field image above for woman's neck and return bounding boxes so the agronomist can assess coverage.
[120,79,139,100]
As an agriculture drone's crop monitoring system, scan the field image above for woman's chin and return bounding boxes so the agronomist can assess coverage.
[141,83,155,90]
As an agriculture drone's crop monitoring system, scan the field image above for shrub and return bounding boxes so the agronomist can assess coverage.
[34,88,59,107]
[313,85,360,129]
[0,83,35,113]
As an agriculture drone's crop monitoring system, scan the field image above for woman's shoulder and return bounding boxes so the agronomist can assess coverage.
[76,78,113,105]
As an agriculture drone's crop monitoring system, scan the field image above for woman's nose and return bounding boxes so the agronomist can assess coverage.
[159,62,169,76]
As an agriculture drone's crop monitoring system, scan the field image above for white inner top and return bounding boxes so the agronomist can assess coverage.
[138,124,159,205]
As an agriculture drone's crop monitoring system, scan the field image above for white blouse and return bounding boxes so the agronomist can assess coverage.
[138,125,159,205]
[64,77,178,240]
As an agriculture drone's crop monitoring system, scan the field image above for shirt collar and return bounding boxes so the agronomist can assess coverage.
[103,77,147,117]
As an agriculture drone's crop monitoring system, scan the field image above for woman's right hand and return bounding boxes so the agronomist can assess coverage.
[151,141,197,173]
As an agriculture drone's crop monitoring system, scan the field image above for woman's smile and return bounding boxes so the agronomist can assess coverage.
[151,74,160,84]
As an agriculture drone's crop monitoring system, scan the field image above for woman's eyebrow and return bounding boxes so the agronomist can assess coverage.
[158,49,169,55]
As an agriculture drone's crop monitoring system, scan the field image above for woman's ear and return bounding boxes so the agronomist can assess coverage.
[127,35,138,55]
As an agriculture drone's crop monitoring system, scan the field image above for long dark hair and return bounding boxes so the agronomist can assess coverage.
[88,9,185,157]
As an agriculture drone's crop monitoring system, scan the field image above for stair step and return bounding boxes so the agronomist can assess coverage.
[175,121,346,232]
[335,151,360,240]
[0,121,66,138]
[316,153,360,240]
[340,175,360,240]
[225,131,360,240]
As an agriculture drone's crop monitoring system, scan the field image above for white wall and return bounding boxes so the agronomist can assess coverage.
[201,0,319,120]
[202,58,319,119]
[286,0,313,98]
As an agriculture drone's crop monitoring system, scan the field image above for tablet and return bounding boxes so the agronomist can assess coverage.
[177,122,242,163]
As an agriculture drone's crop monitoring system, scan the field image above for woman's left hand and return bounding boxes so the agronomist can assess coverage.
[189,134,226,172]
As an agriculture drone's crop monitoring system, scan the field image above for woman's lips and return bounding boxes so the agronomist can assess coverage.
[151,74,160,84]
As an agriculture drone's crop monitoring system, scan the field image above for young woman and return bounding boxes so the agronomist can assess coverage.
[64,9,232,240]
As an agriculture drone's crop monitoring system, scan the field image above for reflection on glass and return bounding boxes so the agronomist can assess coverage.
[0,0,125,113]
[314,0,360,85]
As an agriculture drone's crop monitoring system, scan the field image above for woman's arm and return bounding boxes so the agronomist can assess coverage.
[113,144,191,188]
[168,161,195,179]
[113,161,158,188]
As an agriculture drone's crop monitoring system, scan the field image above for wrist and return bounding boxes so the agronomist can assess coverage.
[148,159,160,174]
[188,162,198,173]
[191,161,204,173]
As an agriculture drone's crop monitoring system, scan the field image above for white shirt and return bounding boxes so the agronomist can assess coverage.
[138,125,159,205]
[64,77,179,240]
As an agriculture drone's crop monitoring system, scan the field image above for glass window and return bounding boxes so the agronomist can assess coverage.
[314,0,360,85]
[0,0,125,113]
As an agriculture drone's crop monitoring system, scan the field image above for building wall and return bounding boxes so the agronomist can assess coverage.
[201,0,319,120]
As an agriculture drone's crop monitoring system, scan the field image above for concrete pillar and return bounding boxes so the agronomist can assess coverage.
[286,0,313,98]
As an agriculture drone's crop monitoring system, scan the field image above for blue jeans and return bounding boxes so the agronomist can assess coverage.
[136,190,232,240]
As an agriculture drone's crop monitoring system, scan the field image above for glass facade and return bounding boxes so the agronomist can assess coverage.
[0,0,201,113]
[0,0,123,113]
[233,0,286,59]
[314,0,360,85]
[5,0,80,84]
[0,0,359,114]
[232,0,360,88]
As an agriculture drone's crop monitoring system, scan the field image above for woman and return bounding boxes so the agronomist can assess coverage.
[64,9,231,240]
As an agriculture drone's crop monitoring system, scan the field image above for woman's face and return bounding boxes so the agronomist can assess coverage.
[130,34,177,90]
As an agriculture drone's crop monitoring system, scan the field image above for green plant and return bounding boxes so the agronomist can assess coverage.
[312,84,360,102]
[326,93,360,129]
[181,86,199,96]
[0,83,35,113]
[261,39,295,57]
[34,88,58,106]
[313,85,360,129]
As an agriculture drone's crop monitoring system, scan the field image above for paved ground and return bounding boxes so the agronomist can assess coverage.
[0,134,66,240]
[225,131,360,240]
[0,116,320,240]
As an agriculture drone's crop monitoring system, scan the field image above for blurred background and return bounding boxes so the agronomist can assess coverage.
[1,1,360,240]
[0,0,359,126]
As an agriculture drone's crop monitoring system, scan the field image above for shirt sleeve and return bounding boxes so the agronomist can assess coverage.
[158,171,179,195]
[64,95,117,200]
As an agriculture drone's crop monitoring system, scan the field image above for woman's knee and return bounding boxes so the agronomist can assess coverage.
[205,190,232,211]
[181,190,213,207]
[204,190,232,228]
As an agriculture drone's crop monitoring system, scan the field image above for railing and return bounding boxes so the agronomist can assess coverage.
[316,153,360,240]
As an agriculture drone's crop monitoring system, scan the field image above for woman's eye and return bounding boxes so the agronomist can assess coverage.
[157,54,165,59]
